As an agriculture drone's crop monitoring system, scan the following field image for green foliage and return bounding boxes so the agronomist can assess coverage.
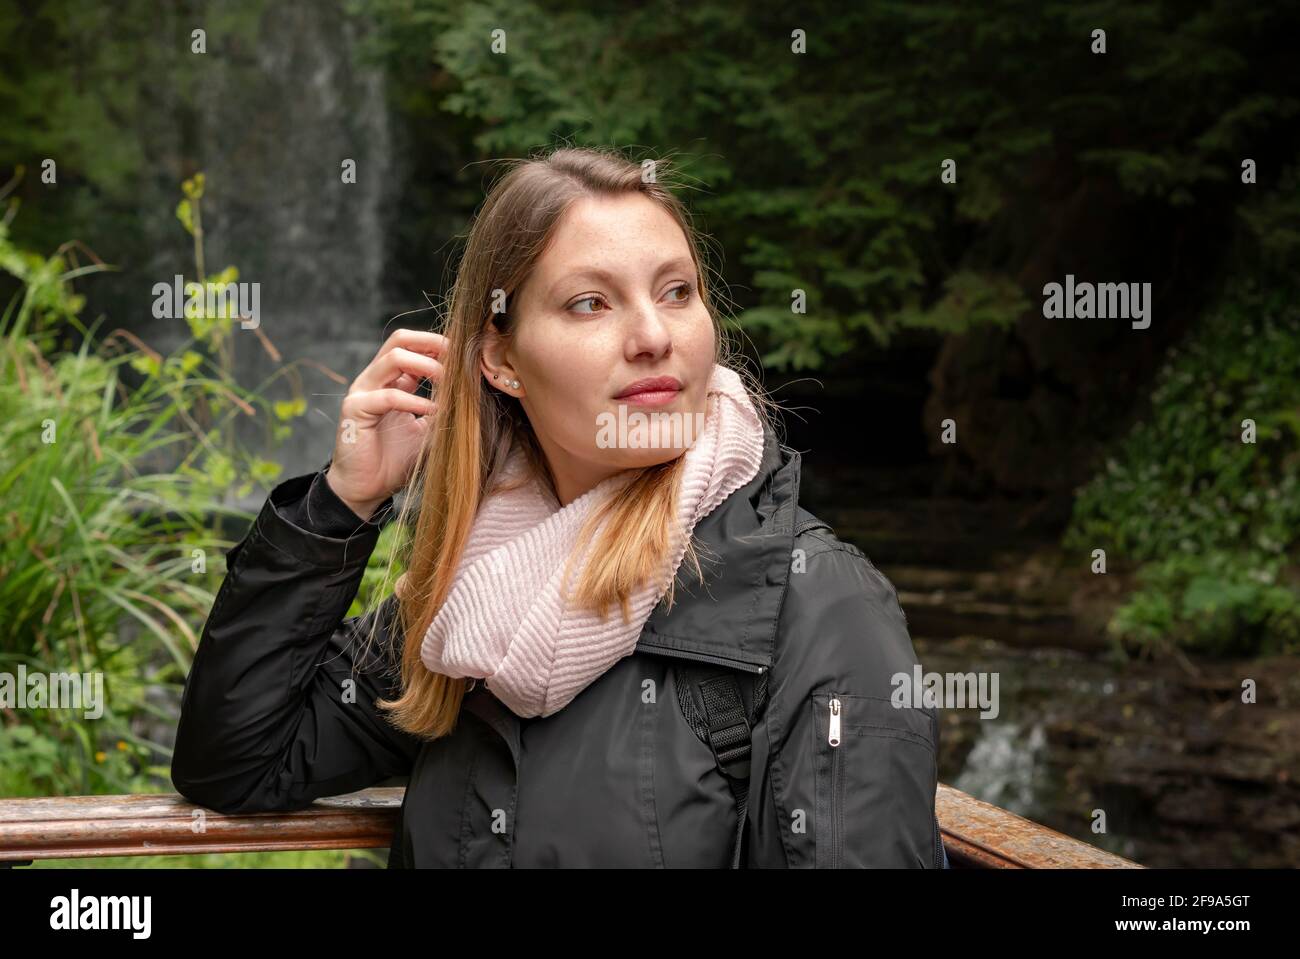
[0,177,307,798]
[348,520,407,621]
[0,2,262,256]
[353,0,1299,370]
[1238,160,1300,275]
[0,232,226,793]
[0,3,152,197]
[1065,278,1300,655]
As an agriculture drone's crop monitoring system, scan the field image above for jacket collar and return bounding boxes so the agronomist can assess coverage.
[634,426,800,675]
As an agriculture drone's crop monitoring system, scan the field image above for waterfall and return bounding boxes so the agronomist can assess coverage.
[139,0,398,501]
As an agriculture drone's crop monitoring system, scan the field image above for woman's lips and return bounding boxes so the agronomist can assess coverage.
[614,375,683,405]
[616,388,680,407]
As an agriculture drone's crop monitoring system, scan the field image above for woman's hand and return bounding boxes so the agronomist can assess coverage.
[324,329,446,520]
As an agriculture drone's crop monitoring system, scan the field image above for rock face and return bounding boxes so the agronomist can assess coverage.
[916,171,1231,497]
[921,316,1168,496]
[924,640,1300,869]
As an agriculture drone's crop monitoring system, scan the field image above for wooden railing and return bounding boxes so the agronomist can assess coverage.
[0,782,1141,867]
[936,785,1140,868]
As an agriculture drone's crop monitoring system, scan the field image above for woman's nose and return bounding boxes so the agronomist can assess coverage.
[624,298,673,357]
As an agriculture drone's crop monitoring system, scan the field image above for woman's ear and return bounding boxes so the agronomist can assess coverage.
[480,327,521,394]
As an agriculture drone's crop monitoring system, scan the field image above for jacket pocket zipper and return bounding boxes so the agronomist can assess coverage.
[828,695,843,869]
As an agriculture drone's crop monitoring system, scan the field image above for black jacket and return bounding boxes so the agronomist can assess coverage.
[171,428,943,867]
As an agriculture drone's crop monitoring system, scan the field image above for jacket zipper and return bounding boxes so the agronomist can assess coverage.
[828,695,843,869]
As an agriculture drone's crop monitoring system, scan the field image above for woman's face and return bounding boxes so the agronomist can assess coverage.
[483,192,716,506]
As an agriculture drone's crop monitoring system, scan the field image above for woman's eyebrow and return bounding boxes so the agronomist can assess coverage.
[550,256,695,296]
[551,266,617,294]
[656,255,696,278]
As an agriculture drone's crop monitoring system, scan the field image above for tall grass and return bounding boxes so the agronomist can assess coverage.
[0,175,312,798]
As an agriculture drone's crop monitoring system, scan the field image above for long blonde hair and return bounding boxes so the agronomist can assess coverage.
[372,145,779,740]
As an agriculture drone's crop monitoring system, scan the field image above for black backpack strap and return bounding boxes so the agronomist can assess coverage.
[694,672,763,868]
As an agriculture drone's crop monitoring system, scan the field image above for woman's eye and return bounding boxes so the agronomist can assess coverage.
[570,296,605,314]
[666,282,693,302]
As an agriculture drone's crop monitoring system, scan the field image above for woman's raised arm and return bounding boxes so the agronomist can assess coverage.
[172,328,446,813]
[170,471,420,813]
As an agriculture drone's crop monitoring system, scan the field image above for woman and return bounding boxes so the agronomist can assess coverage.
[171,146,946,868]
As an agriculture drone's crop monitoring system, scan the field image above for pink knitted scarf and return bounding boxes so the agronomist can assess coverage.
[396,363,766,718]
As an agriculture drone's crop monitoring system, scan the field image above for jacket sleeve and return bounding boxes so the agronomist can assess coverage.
[746,540,942,868]
[170,471,422,814]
